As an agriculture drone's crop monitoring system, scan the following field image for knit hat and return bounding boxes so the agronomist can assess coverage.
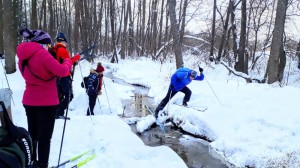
[19,28,52,44]
[56,32,67,43]
[190,70,197,78]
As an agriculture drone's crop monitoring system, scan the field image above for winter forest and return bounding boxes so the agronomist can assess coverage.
[1,0,300,85]
[2,0,300,168]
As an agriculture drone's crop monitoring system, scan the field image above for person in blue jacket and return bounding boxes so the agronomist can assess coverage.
[154,67,204,118]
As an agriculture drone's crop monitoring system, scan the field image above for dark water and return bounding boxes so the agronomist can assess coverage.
[109,75,230,168]
[123,93,229,168]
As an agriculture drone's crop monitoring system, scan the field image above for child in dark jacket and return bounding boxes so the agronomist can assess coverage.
[86,69,100,116]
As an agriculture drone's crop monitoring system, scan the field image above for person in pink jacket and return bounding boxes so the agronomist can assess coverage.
[17,28,72,168]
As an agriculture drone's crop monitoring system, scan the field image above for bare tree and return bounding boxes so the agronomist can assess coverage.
[3,0,17,73]
[265,0,288,84]
[31,0,38,29]
[216,1,231,62]
[48,0,55,39]
[209,0,216,62]
[73,0,80,53]
[235,0,247,74]
[297,40,300,69]
[109,0,118,63]
[0,0,3,54]
[169,0,183,68]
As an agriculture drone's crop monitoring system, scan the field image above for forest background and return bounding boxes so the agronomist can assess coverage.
[1,0,300,85]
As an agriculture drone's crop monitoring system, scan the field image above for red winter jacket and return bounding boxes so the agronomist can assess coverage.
[53,43,80,65]
[17,42,72,106]
[96,65,105,91]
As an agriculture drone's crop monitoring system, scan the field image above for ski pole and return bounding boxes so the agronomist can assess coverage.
[57,89,72,166]
[205,77,222,105]
[102,79,112,113]
[53,149,94,168]
[70,153,96,168]
[97,97,102,113]
[165,88,173,115]
[0,57,15,106]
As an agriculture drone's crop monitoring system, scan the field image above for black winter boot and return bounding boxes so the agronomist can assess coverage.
[182,102,188,107]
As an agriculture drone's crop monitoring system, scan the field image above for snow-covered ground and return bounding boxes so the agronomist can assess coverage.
[3,56,300,167]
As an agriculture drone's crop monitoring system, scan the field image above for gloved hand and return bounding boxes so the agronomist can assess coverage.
[199,67,203,73]
[71,54,80,64]
[98,91,102,95]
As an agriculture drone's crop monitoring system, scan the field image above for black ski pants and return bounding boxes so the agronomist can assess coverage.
[56,77,73,117]
[24,105,57,166]
[87,94,97,116]
[155,85,191,113]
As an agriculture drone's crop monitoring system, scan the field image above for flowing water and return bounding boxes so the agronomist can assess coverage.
[109,75,230,168]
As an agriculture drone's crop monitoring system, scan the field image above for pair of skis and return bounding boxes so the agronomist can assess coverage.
[50,149,96,168]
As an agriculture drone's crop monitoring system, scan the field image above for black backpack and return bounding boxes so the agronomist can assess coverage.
[48,45,64,63]
[86,74,99,96]
[0,101,33,168]
[81,76,89,89]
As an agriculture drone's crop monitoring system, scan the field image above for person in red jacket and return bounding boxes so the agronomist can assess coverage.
[51,32,80,119]
[96,62,105,95]
[17,28,72,168]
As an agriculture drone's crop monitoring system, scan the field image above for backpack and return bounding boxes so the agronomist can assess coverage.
[81,76,89,89]
[0,101,33,168]
[86,74,99,96]
[48,45,64,63]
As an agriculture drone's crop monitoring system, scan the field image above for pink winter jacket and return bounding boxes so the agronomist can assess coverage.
[17,42,72,106]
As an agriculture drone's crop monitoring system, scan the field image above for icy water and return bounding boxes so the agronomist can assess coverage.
[124,94,228,168]
[109,75,229,168]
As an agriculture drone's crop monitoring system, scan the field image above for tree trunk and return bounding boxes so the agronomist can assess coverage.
[297,40,300,69]
[73,0,80,53]
[217,1,231,63]
[109,0,118,63]
[169,0,183,69]
[179,0,187,44]
[0,0,3,54]
[209,0,216,62]
[230,1,238,66]
[235,0,247,74]
[48,0,55,40]
[3,0,16,74]
[266,0,287,84]
[31,0,38,29]
[120,0,128,59]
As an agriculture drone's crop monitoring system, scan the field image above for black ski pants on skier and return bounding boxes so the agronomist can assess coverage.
[56,77,73,117]
[155,85,191,115]
[24,105,57,167]
[87,94,97,116]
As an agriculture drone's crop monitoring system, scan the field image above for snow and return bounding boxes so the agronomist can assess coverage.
[2,56,300,167]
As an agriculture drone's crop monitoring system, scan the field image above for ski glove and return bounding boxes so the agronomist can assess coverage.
[199,67,203,73]
[71,54,81,64]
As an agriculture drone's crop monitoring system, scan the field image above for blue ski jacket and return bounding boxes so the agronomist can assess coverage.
[170,67,204,92]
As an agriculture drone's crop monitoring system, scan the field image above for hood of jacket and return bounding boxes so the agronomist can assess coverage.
[17,42,43,61]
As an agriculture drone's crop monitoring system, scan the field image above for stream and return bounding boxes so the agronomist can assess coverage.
[110,75,229,168]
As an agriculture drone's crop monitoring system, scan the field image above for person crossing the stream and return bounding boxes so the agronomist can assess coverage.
[154,67,204,118]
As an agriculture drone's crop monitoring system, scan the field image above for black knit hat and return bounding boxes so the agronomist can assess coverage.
[56,32,67,43]
[19,28,52,44]
[190,70,197,78]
